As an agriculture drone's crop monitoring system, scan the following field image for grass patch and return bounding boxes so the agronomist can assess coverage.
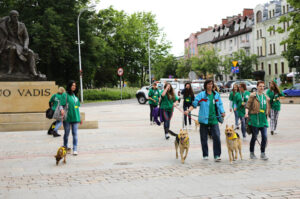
[83,87,139,101]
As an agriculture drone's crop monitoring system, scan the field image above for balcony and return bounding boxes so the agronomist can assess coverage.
[240,40,250,49]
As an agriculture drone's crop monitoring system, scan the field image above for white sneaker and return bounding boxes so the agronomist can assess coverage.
[150,122,153,125]
[73,151,78,156]
[203,156,209,160]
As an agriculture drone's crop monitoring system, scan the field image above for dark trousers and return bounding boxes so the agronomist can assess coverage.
[200,124,221,158]
[149,104,157,121]
[239,116,246,137]
[250,126,267,153]
[183,104,191,126]
[162,109,173,134]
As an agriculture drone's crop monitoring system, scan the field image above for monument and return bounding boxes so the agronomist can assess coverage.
[0,10,98,131]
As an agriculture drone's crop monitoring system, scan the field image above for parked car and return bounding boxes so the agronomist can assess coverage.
[232,80,257,92]
[224,80,235,92]
[216,81,226,93]
[283,84,300,97]
[191,82,202,94]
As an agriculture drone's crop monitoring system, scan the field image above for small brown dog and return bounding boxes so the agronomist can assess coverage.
[55,146,67,165]
[168,129,190,164]
[225,125,242,163]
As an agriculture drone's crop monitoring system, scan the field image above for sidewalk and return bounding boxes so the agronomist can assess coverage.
[0,96,300,199]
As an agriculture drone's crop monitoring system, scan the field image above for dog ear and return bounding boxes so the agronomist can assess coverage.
[231,125,234,129]
[226,124,228,128]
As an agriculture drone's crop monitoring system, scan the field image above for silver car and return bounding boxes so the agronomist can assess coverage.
[232,81,257,92]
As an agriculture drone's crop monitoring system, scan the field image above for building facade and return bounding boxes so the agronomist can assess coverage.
[253,0,294,83]
[211,9,254,81]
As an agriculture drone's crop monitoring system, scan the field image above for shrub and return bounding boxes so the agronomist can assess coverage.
[83,87,139,101]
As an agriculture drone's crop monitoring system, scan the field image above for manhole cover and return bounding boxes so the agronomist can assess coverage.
[114,162,132,165]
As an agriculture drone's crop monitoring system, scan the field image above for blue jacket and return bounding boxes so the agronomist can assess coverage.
[192,91,225,124]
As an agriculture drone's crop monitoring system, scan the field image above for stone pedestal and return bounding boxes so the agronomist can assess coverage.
[0,81,57,113]
[0,81,98,131]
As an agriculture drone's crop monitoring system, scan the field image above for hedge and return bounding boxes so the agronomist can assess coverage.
[83,87,139,101]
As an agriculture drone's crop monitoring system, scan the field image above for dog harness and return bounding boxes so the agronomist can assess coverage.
[228,133,238,140]
[178,134,189,145]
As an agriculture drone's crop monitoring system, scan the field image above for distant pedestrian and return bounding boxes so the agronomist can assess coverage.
[48,87,66,137]
[245,80,270,160]
[181,83,195,128]
[185,80,225,162]
[229,84,239,129]
[61,80,82,156]
[234,83,250,138]
[148,83,160,125]
[266,81,284,135]
[160,83,179,139]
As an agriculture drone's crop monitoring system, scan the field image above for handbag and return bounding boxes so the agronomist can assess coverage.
[46,108,54,119]
[213,91,223,124]
[53,94,69,120]
[246,117,253,135]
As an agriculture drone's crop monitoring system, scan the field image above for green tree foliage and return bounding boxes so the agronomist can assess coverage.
[222,49,257,79]
[0,2,170,88]
[176,58,192,78]
[152,55,178,80]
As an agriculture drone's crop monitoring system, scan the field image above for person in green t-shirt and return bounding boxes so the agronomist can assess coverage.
[245,80,270,160]
[61,80,82,156]
[148,83,160,125]
[266,80,284,135]
[160,83,179,140]
[234,83,250,138]
[181,83,195,128]
[229,84,239,129]
[48,87,66,137]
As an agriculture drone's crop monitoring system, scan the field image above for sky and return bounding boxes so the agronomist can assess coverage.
[96,0,267,56]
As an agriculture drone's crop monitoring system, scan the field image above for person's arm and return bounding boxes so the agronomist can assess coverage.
[161,84,170,97]
[148,89,155,102]
[185,93,201,115]
[266,95,271,117]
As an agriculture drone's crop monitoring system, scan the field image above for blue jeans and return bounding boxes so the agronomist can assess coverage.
[162,109,173,130]
[250,126,267,153]
[234,110,239,126]
[200,124,221,158]
[239,116,246,137]
[63,122,79,151]
[53,120,63,131]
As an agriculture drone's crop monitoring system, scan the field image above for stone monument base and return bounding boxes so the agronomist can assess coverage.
[0,112,98,132]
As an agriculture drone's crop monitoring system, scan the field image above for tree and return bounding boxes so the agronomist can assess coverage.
[152,55,178,80]
[176,58,192,78]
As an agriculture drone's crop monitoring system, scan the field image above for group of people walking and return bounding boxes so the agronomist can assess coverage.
[48,80,82,156]
[149,79,284,162]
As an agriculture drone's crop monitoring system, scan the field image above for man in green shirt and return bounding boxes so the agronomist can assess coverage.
[148,83,160,125]
[234,83,250,138]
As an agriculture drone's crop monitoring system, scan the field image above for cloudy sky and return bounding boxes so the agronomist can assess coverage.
[96,0,266,56]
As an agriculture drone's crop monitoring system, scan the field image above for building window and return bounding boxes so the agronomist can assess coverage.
[281,62,284,74]
[246,33,249,41]
[269,64,272,75]
[260,29,262,38]
[270,44,272,54]
[256,11,262,23]
[287,21,290,29]
[273,25,276,34]
[273,43,276,54]
[260,46,263,56]
[284,43,287,52]
[287,4,289,13]
[272,10,275,17]
[269,11,272,18]
[275,63,278,74]
[256,64,258,71]
[261,62,264,70]
[257,30,259,39]
[234,38,236,45]
[283,6,286,14]
[283,22,286,31]
[257,47,260,56]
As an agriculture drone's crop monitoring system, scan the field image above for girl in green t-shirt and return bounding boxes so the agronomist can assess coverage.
[62,80,82,156]
[266,81,284,135]
[229,84,239,129]
[160,83,179,139]
[148,83,160,125]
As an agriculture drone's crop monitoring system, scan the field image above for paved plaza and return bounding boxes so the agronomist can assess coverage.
[1,95,300,199]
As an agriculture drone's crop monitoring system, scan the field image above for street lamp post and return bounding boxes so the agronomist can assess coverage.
[148,36,151,86]
[294,55,300,84]
[238,60,242,80]
[77,6,95,102]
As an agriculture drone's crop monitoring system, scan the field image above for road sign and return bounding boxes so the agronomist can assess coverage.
[117,67,124,76]
[232,61,238,67]
[231,66,239,73]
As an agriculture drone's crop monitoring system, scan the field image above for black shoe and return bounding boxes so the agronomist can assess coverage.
[47,130,53,135]
[52,131,61,137]
[271,131,274,135]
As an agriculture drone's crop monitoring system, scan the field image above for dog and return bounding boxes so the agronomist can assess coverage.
[225,125,242,163]
[168,129,190,164]
[55,146,67,165]
[194,120,200,131]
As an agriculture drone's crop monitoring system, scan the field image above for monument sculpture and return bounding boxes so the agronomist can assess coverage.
[0,10,46,80]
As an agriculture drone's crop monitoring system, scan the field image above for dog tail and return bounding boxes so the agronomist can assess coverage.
[168,130,178,137]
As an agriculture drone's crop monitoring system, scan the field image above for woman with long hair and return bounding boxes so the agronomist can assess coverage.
[181,83,195,128]
[229,84,239,129]
[148,82,160,125]
[61,80,82,155]
[160,83,179,139]
[266,80,284,135]
[245,81,270,160]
